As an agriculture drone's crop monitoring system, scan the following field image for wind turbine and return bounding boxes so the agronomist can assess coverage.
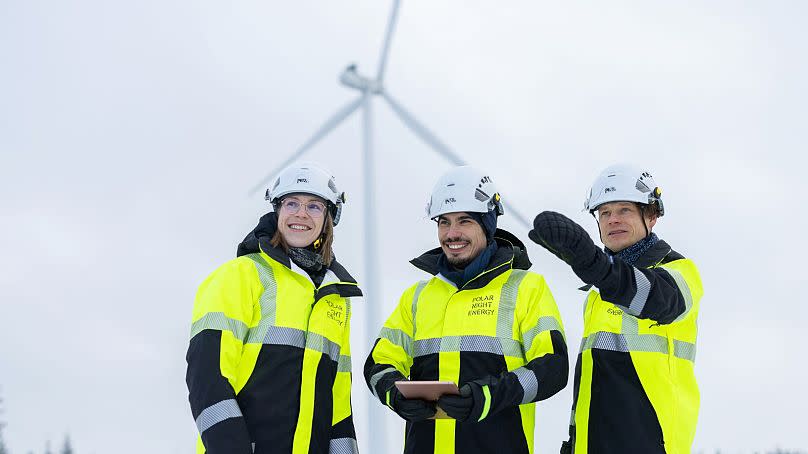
[249,1,532,451]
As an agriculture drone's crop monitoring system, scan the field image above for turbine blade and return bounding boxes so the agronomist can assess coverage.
[376,0,401,83]
[247,96,363,196]
[501,200,532,229]
[384,93,532,229]
[382,92,466,166]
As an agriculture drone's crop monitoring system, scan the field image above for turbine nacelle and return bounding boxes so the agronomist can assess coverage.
[340,64,383,94]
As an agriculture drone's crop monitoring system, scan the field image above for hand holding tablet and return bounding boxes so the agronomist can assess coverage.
[395,381,460,419]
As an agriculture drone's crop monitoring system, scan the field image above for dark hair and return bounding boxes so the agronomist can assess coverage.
[639,202,662,220]
[270,211,335,266]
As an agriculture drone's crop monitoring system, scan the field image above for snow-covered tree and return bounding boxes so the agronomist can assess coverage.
[59,435,73,454]
[0,390,9,454]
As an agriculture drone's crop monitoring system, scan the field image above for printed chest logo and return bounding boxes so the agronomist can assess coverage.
[467,294,496,317]
[606,307,623,316]
[324,300,345,326]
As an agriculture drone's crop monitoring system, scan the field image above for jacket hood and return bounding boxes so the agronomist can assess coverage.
[237,212,278,258]
[410,228,532,277]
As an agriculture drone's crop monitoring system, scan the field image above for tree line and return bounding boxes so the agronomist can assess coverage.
[0,390,74,454]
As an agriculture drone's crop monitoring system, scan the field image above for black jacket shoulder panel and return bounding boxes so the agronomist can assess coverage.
[634,239,684,268]
[493,229,532,270]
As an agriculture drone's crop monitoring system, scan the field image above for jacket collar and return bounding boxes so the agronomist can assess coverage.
[409,228,532,290]
[633,239,683,268]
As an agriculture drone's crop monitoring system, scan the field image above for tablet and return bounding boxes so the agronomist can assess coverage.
[394,381,460,401]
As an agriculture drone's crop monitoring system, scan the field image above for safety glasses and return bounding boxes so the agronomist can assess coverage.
[280,198,326,218]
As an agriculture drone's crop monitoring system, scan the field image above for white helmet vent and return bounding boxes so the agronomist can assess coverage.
[474,188,489,202]
[635,179,652,193]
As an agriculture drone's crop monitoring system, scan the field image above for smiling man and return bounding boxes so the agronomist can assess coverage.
[364,166,569,454]
[528,164,704,454]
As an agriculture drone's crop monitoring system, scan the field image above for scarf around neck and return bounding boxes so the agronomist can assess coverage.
[288,247,327,286]
[608,232,659,266]
[438,241,498,289]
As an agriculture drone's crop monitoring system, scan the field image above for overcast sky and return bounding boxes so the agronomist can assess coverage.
[2,1,807,453]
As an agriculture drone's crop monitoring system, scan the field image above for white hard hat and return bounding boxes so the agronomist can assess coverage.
[266,162,346,225]
[426,166,504,219]
[584,163,664,216]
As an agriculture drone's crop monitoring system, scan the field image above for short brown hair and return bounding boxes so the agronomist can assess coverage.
[639,202,662,221]
[270,211,335,266]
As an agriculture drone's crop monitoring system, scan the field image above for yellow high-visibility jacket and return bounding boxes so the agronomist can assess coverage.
[365,230,569,454]
[186,214,361,454]
[567,239,703,454]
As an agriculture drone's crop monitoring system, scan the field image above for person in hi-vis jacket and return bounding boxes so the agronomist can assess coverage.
[186,163,361,454]
[529,164,703,454]
[365,165,569,454]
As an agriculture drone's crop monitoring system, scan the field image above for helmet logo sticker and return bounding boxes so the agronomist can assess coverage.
[444,197,456,204]
[605,186,616,193]
[297,178,308,183]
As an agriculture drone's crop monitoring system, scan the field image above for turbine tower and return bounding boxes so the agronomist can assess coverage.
[249,1,531,451]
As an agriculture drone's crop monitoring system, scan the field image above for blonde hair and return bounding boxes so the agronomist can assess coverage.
[270,211,335,266]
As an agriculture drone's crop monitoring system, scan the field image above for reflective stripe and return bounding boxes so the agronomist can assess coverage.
[522,316,564,352]
[621,310,639,336]
[190,312,249,342]
[195,398,243,434]
[245,254,279,343]
[369,367,398,399]
[581,331,696,363]
[329,437,359,454]
[337,355,352,373]
[668,268,694,322]
[257,325,306,348]
[379,327,413,355]
[411,281,427,339]
[674,339,697,362]
[307,332,341,363]
[625,267,651,316]
[513,367,538,404]
[250,324,344,364]
[413,335,523,357]
[478,385,491,421]
[414,338,440,357]
[497,270,527,340]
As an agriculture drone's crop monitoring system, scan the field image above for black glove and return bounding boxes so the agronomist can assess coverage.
[437,382,488,423]
[528,211,611,285]
[386,385,437,422]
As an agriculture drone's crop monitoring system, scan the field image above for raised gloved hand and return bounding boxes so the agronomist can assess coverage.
[528,211,611,286]
[386,385,437,422]
[437,382,488,423]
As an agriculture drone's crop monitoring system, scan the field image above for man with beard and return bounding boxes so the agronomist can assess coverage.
[364,166,569,454]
